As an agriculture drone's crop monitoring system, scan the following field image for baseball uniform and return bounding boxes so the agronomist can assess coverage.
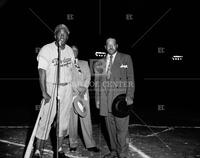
[36,42,75,140]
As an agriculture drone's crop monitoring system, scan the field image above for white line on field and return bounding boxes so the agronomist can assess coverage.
[146,127,174,137]
[0,126,31,128]
[1,124,200,129]
[0,138,53,153]
[0,139,25,147]
[129,124,200,129]
[0,139,88,158]
[129,143,151,158]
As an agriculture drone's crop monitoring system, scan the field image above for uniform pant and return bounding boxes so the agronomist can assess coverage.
[69,91,96,148]
[105,113,129,158]
[36,83,73,140]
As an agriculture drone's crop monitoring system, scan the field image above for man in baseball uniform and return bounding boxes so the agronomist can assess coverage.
[33,24,74,158]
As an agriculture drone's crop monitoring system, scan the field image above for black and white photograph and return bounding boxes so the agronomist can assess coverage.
[0,0,200,158]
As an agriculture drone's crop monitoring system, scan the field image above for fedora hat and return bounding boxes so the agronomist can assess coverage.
[112,94,130,118]
[73,95,88,118]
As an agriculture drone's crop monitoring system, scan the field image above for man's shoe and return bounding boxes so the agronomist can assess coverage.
[58,151,70,158]
[103,152,118,158]
[87,147,100,152]
[32,153,41,158]
[69,147,77,152]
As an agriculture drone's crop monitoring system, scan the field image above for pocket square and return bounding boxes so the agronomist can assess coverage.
[120,64,128,68]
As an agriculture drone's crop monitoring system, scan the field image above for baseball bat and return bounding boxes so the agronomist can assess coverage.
[24,99,45,158]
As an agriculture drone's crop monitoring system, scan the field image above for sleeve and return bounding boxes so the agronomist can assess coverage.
[37,46,49,70]
[94,60,100,102]
[70,47,75,64]
[71,64,79,93]
[126,55,135,99]
[83,61,91,88]
[38,56,49,70]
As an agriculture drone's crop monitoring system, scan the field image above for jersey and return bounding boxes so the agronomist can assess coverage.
[37,42,75,83]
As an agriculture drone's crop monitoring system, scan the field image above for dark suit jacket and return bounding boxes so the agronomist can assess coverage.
[95,52,135,116]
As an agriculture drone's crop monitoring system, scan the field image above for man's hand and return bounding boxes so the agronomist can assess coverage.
[96,100,100,109]
[77,86,87,96]
[42,92,51,104]
[126,96,133,105]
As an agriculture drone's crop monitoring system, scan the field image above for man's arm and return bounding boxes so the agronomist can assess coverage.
[126,55,135,105]
[38,68,51,104]
[94,61,102,109]
[94,74,100,109]
[78,61,91,96]
[83,61,91,88]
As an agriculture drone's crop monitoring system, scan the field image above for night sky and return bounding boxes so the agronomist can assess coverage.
[0,0,199,125]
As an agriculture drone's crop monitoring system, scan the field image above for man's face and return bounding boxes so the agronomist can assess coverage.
[55,29,68,46]
[105,38,118,55]
[72,46,78,58]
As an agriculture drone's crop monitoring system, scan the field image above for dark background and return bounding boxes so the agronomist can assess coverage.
[0,0,199,126]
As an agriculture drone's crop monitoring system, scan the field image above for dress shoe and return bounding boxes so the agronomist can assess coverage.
[58,151,70,158]
[87,147,100,152]
[103,152,118,158]
[69,147,77,152]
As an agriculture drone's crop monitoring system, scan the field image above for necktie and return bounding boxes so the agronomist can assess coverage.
[75,60,82,73]
[107,55,113,79]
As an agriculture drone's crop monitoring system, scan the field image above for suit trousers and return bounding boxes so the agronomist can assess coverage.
[105,113,129,157]
[69,92,96,148]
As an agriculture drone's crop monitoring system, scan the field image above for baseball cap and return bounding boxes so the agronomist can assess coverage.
[54,24,70,35]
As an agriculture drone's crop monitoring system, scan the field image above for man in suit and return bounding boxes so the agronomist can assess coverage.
[95,38,135,158]
[69,46,100,153]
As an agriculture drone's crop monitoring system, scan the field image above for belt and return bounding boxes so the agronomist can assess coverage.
[52,82,70,86]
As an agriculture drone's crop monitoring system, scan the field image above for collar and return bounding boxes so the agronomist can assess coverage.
[107,52,117,60]
[54,41,66,50]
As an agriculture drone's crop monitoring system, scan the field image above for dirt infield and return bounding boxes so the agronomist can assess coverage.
[0,124,200,158]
